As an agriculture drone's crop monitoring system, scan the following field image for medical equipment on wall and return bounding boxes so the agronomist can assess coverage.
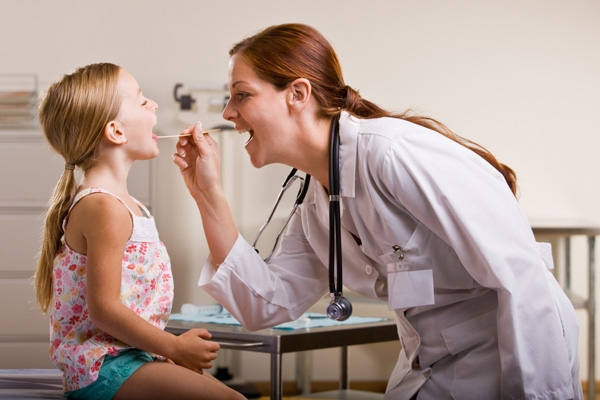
[252,115,352,321]
[172,82,231,128]
[173,82,229,111]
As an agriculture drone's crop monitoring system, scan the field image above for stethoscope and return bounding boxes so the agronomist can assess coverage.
[252,115,352,321]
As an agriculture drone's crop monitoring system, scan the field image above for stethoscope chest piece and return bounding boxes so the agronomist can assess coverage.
[327,293,353,321]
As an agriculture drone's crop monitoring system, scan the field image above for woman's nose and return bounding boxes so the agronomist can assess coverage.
[222,98,235,121]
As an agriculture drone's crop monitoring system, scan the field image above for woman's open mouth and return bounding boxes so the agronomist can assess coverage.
[240,129,254,146]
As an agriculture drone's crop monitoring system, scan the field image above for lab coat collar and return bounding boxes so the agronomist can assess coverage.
[337,111,358,199]
[304,111,358,209]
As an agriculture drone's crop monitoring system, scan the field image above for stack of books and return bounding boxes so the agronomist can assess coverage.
[0,74,38,129]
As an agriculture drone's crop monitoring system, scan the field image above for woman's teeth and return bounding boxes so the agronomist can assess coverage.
[244,130,254,146]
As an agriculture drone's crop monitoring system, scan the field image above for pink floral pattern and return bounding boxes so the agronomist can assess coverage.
[49,188,173,392]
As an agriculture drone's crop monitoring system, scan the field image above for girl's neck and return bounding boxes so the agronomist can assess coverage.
[79,164,130,197]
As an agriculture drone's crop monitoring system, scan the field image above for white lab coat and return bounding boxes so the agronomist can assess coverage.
[199,112,582,399]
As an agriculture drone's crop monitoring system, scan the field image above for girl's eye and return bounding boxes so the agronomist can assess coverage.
[235,92,249,101]
[141,100,148,106]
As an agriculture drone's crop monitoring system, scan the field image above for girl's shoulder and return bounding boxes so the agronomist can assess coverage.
[71,187,136,216]
[68,188,135,233]
[63,188,134,254]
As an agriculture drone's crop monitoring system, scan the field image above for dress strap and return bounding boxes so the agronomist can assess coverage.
[62,188,139,231]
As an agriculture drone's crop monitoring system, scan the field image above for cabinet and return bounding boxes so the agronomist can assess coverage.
[0,129,151,368]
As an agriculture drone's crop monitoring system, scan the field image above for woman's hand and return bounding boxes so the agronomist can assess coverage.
[169,328,220,374]
[173,121,222,200]
[172,120,240,264]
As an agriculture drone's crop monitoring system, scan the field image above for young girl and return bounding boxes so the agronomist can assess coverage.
[34,63,244,400]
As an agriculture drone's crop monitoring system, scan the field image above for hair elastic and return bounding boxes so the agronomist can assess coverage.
[65,163,75,171]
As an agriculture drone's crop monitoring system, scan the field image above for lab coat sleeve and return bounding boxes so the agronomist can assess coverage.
[199,221,329,331]
[375,129,575,398]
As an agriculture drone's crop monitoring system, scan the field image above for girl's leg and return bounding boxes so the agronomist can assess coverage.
[113,360,246,400]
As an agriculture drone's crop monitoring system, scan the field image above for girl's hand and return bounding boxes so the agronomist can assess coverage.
[170,328,220,374]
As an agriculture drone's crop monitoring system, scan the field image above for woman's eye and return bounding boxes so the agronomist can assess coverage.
[141,100,148,106]
[236,92,249,101]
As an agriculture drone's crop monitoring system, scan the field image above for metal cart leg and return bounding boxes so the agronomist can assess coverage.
[271,352,283,400]
[588,236,596,400]
[340,346,348,390]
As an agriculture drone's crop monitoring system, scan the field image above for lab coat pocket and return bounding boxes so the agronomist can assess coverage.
[386,256,435,309]
[382,224,435,309]
[440,310,496,355]
[441,310,500,399]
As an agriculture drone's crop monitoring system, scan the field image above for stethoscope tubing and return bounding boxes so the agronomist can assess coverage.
[328,115,343,296]
[251,168,311,262]
[252,114,349,319]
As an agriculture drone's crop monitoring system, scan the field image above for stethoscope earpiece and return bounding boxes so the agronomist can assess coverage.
[251,169,311,263]
[326,294,353,321]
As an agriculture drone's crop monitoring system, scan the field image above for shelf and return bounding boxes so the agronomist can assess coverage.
[564,289,588,309]
[0,74,38,129]
[531,222,598,400]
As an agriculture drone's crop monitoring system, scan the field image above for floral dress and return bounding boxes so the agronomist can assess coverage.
[49,188,173,392]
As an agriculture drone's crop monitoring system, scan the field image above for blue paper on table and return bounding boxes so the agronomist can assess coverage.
[169,310,385,330]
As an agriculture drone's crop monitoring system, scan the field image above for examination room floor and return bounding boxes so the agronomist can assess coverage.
[0,369,593,399]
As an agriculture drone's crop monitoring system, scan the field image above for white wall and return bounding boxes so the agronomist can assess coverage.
[2,0,599,383]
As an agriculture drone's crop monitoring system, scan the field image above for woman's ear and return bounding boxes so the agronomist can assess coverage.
[288,78,311,110]
[104,121,128,145]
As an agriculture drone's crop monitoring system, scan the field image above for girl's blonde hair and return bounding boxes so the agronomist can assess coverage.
[35,63,122,313]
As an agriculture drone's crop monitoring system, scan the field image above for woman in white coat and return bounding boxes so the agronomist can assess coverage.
[173,23,582,399]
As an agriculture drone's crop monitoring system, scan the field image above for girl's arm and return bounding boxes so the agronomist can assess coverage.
[73,193,218,373]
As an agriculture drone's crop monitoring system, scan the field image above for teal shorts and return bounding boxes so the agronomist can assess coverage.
[65,349,154,400]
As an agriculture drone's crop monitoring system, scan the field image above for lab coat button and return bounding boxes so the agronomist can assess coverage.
[365,265,373,275]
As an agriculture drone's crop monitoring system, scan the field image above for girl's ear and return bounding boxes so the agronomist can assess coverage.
[287,78,311,110]
[104,121,127,145]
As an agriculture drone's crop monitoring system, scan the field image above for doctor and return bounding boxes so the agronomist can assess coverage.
[173,23,582,399]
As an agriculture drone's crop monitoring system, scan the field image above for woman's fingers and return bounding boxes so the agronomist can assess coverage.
[172,152,188,171]
[172,122,203,171]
